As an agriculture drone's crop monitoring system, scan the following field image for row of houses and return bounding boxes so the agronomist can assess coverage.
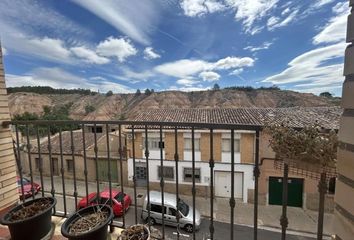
[18,107,341,211]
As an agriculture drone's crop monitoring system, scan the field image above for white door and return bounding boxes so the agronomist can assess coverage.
[215,171,243,199]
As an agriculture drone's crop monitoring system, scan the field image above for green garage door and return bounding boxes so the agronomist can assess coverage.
[269,177,303,207]
[97,160,118,183]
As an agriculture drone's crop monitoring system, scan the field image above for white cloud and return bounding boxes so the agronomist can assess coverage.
[72,0,160,45]
[176,78,199,86]
[71,46,110,64]
[180,0,226,17]
[199,71,220,81]
[143,47,161,60]
[6,67,133,93]
[267,10,298,31]
[169,85,208,92]
[312,0,335,8]
[155,56,254,78]
[225,0,279,34]
[117,68,155,83]
[0,0,90,38]
[312,2,349,45]
[229,68,244,75]
[263,42,346,91]
[244,41,273,52]
[96,37,137,62]
[281,7,290,16]
[155,59,212,78]
[213,56,254,70]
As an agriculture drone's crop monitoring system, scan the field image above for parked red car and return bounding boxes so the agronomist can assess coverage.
[17,176,41,199]
[78,189,132,217]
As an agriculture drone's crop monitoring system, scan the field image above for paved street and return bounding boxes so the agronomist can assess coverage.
[48,193,317,240]
[28,175,332,239]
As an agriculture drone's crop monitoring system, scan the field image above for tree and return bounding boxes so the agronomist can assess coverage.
[145,89,152,95]
[135,89,141,96]
[319,92,333,98]
[213,83,220,90]
[85,105,95,114]
[106,90,113,97]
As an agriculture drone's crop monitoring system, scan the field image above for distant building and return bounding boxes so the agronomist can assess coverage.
[125,107,341,210]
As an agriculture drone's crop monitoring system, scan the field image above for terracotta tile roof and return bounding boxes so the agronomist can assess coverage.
[31,131,103,155]
[130,107,342,129]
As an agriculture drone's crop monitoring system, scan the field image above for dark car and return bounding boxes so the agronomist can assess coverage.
[17,176,41,199]
[78,189,132,217]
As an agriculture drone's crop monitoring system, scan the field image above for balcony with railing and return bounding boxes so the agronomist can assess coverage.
[0,118,339,240]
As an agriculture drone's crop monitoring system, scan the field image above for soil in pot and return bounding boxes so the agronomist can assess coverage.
[8,198,52,221]
[118,225,150,240]
[68,210,109,235]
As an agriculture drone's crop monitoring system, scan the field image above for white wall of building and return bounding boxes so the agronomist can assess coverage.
[127,158,254,203]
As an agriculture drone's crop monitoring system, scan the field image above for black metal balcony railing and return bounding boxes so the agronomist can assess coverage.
[4,120,329,240]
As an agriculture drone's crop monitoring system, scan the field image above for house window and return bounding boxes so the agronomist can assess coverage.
[222,139,240,152]
[183,168,201,183]
[142,138,162,150]
[184,138,200,151]
[34,158,41,170]
[66,159,74,172]
[158,166,174,180]
[90,126,103,133]
[328,177,336,194]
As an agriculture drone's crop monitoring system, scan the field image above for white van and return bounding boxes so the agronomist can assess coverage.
[141,191,201,232]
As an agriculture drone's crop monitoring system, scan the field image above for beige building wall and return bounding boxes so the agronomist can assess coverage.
[0,44,18,211]
[334,1,354,239]
[259,132,334,211]
[127,130,254,163]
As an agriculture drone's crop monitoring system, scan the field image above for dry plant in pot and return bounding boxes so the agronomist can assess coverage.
[265,123,337,171]
[0,197,56,240]
[61,204,114,240]
[117,224,150,240]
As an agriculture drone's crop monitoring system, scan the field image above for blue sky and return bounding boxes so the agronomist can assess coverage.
[0,0,348,96]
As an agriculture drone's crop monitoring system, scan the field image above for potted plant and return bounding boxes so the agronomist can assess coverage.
[118,224,150,240]
[61,204,114,240]
[265,123,337,170]
[0,196,56,240]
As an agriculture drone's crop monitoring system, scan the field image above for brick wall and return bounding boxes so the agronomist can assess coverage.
[334,1,354,239]
[0,44,18,211]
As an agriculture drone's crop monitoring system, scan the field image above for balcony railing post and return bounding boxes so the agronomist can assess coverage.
[253,130,260,240]
[192,127,196,240]
[59,127,67,216]
[118,124,126,228]
[25,124,35,200]
[280,163,289,240]
[47,125,56,213]
[230,129,236,240]
[317,172,327,240]
[105,124,114,232]
[144,125,151,233]
[36,126,45,197]
[82,124,89,208]
[131,126,138,224]
[93,123,100,200]
[209,128,215,240]
[159,125,165,238]
[174,127,180,239]
[70,125,78,210]
[15,124,25,203]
